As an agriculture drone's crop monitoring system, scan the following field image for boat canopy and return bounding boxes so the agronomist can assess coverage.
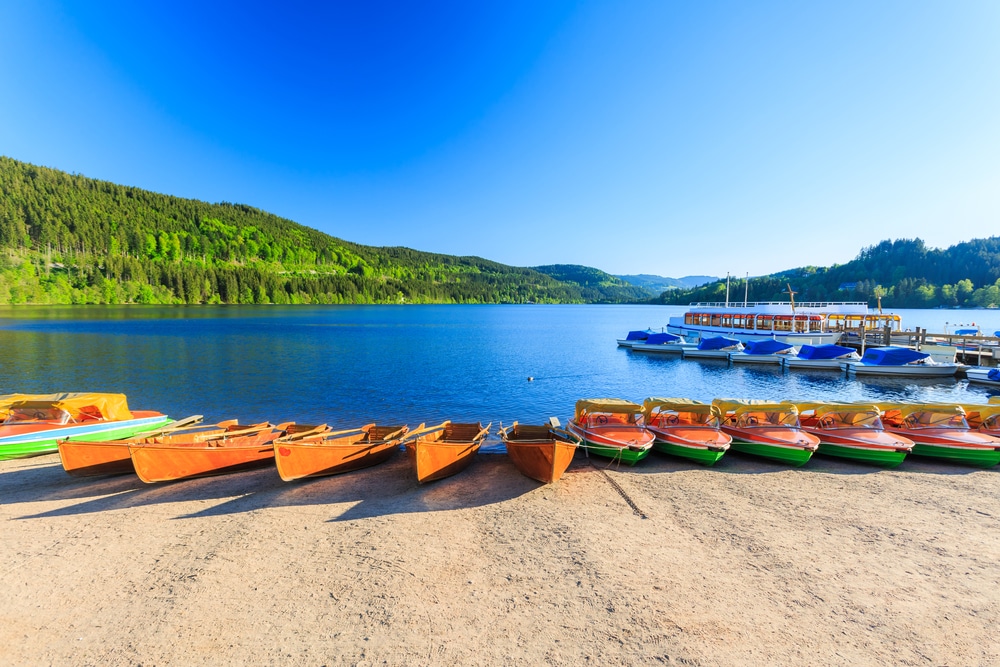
[644,333,681,344]
[860,347,929,366]
[0,392,133,422]
[641,397,718,416]
[624,330,650,341]
[878,403,965,418]
[743,339,794,355]
[697,336,741,351]
[796,344,856,360]
[712,398,799,415]
[991,396,1000,404]
[795,402,881,417]
[574,398,643,417]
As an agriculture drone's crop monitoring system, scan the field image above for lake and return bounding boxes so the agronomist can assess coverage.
[1,305,998,446]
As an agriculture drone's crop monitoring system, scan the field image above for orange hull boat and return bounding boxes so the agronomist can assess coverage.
[274,423,408,481]
[130,423,283,483]
[404,421,490,483]
[500,422,578,483]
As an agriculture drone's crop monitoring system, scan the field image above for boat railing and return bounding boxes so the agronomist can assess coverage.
[688,301,870,308]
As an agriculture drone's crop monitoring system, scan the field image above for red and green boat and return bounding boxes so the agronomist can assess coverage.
[641,397,730,466]
[0,393,170,460]
[796,402,913,467]
[713,399,819,466]
[881,403,1000,467]
[566,398,654,465]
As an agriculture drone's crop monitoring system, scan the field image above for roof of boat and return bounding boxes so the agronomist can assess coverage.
[0,392,133,421]
[992,397,1000,405]
[641,397,718,415]
[574,398,643,415]
[712,398,799,414]
[957,403,1000,418]
[878,403,965,416]
[794,402,881,416]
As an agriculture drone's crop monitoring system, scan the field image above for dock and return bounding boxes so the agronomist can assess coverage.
[838,327,1000,367]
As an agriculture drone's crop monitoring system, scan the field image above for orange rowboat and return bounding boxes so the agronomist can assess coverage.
[129,422,289,483]
[404,421,490,483]
[58,415,207,476]
[499,420,579,483]
[273,423,408,481]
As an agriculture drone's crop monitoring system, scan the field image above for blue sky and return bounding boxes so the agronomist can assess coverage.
[2,1,999,278]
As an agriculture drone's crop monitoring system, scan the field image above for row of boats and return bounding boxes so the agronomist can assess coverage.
[4,394,1000,489]
[618,331,997,380]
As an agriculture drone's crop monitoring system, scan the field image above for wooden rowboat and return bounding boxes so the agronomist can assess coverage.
[58,415,207,476]
[499,420,579,483]
[273,423,408,481]
[403,421,490,483]
[129,422,293,483]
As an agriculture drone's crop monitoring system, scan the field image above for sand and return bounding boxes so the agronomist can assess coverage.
[1,450,998,666]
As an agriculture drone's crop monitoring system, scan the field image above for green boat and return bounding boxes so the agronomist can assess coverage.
[642,397,730,466]
[881,403,1000,468]
[0,393,171,460]
[714,399,820,467]
[795,402,912,468]
[567,398,654,466]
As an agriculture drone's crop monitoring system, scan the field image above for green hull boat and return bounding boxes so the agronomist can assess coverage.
[728,438,815,467]
[583,440,651,465]
[909,443,1000,468]
[0,416,172,460]
[815,442,907,468]
[652,440,726,466]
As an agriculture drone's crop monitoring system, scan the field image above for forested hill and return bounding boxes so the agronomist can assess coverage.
[656,238,1000,309]
[0,156,642,305]
[532,265,657,301]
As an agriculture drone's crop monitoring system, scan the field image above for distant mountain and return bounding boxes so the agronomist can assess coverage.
[532,265,658,302]
[616,274,718,292]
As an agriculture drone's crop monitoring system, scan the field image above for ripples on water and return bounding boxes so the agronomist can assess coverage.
[1,305,997,448]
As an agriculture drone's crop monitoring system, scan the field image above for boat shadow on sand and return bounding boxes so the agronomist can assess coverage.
[7,451,544,522]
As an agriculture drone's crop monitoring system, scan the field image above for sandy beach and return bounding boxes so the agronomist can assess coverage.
[2,449,998,666]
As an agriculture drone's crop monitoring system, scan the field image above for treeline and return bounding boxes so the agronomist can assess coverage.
[658,238,1000,309]
[0,157,640,305]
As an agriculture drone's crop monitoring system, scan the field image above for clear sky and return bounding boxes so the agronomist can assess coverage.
[2,1,999,278]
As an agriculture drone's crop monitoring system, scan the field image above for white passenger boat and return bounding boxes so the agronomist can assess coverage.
[781,344,861,370]
[728,339,796,365]
[840,347,961,377]
[683,336,744,359]
[667,301,900,346]
[629,332,699,354]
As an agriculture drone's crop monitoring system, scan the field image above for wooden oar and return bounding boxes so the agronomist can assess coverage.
[400,421,448,442]
[137,415,205,437]
[372,425,408,444]
[277,424,335,442]
[473,423,493,442]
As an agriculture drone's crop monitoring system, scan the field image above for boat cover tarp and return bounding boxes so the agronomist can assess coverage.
[641,397,717,417]
[954,328,979,335]
[0,392,133,421]
[575,398,643,418]
[860,347,929,365]
[744,339,794,355]
[697,336,741,351]
[644,333,681,345]
[796,344,856,360]
[989,369,1000,381]
[713,398,799,415]
[625,330,650,341]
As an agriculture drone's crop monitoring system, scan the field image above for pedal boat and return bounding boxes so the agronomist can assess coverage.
[960,402,1000,437]
[0,393,170,460]
[640,397,730,466]
[566,398,654,465]
[129,422,292,483]
[499,419,579,483]
[273,423,408,481]
[881,404,1000,467]
[58,415,205,476]
[795,403,913,467]
[713,399,819,466]
[403,421,490,483]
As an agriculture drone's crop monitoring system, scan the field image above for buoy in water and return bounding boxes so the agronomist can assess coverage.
[527,376,534,381]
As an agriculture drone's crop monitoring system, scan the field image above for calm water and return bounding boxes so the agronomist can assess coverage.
[1,305,998,446]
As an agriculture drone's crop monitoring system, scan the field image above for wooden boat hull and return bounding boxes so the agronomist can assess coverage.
[566,422,653,465]
[275,435,400,481]
[404,423,487,483]
[58,441,135,477]
[130,430,279,483]
[502,427,577,483]
[648,427,729,466]
[0,412,170,460]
